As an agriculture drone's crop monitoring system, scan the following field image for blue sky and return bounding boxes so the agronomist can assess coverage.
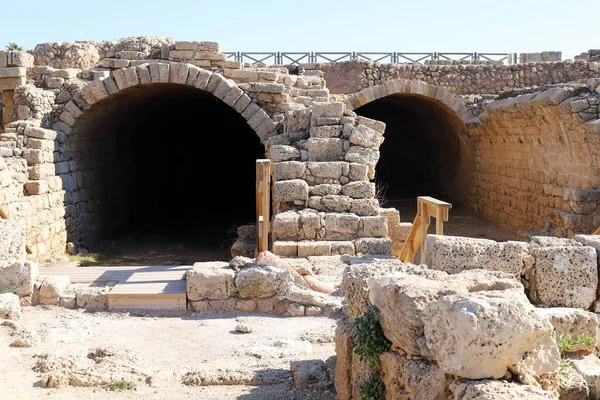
[2,0,598,59]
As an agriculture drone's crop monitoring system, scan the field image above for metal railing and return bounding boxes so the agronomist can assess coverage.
[223,52,516,65]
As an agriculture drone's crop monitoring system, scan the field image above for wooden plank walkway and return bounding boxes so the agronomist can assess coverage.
[39,265,192,311]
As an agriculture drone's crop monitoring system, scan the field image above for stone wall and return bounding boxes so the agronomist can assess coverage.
[467,83,600,235]
[312,59,600,96]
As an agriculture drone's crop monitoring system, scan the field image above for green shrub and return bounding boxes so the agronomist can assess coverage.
[107,380,136,391]
[557,332,594,356]
[359,375,385,400]
[353,306,391,369]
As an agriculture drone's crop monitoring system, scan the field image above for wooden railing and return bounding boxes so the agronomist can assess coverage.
[255,159,271,254]
[399,196,452,263]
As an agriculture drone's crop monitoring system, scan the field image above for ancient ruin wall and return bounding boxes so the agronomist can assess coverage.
[315,59,600,96]
[467,85,600,235]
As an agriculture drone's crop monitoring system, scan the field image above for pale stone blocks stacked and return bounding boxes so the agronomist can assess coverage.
[167,41,231,69]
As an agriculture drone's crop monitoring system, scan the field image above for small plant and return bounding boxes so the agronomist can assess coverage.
[359,375,385,400]
[0,289,16,295]
[6,43,22,51]
[353,306,391,369]
[107,380,136,391]
[557,332,594,355]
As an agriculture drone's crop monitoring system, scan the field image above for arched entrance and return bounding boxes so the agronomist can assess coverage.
[66,82,267,261]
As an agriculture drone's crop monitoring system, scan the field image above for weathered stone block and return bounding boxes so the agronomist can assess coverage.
[349,125,384,148]
[274,179,309,203]
[273,161,305,181]
[297,241,332,257]
[344,146,380,167]
[423,290,560,380]
[356,116,386,134]
[272,211,300,241]
[355,237,391,255]
[0,260,39,297]
[186,262,236,301]
[0,220,25,261]
[309,125,342,138]
[235,265,288,298]
[369,274,468,355]
[568,354,600,400]
[536,307,599,353]
[423,235,528,276]
[304,138,345,161]
[450,379,559,399]
[311,102,345,126]
[341,181,375,199]
[270,145,300,162]
[306,161,348,179]
[310,184,342,196]
[529,246,597,310]
[38,275,70,305]
[359,216,388,238]
[380,352,450,400]
[291,359,330,390]
[334,321,354,400]
[272,241,298,257]
[324,213,360,237]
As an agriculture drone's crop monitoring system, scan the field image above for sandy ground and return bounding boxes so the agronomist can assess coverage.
[0,308,338,400]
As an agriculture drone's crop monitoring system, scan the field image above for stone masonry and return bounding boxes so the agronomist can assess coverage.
[1,37,600,257]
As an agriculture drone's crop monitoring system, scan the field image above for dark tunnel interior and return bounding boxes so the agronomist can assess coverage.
[70,84,265,260]
[354,93,467,212]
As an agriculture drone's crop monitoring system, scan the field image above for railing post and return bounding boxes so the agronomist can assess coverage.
[256,159,271,254]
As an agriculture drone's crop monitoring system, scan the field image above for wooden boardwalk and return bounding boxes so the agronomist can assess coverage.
[39,265,192,310]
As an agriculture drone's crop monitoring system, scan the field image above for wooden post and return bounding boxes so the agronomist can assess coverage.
[256,159,271,254]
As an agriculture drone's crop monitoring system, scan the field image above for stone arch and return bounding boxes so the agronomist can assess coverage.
[57,62,278,142]
[342,79,475,123]
[56,62,278,255]
[345,79,476,207]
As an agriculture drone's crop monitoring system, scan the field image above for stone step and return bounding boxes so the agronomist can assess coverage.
[273,237,391,258]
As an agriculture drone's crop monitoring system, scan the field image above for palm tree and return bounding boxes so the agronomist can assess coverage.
[6,43,22,51]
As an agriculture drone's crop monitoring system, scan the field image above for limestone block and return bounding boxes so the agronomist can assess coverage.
[355,237,392,255]
[272,241,298,257]
[189,298,235,312]
[320,195,351,213]
[311,102,345,126]
[324,213,360,237]
[369,274,468,354]
[270,145,300,162]
[272,211,300,241]
[310,125,342,138]
[341,181,376,199]
[531,236,581,247]
[149,63,170,83]
[380,352,450,400]
[0,67,25,78]
[344,146,380,167]
[186,261,236,301]
[423,290,560,380]
[64,100,83,119]
[66,285,109,309]
[24,126,57,141]
[530,246,597,310]
[350,199,380,216]
[0,293,20,320]
[297,241,332,257]
[349,125,384,148]
[80,79,108,105]
[574,234,600,259]
[168,63,190,85]
[356,116,386,134]
[0,260,38,297]
[310,184,342,196]
[212,77,236,100]
[299,209,321,240]
[351,346,377,400]
[423,235,528,276]
[557,366,590,400]
[306,161,348,179]
[221,86,244,107]
[334,321,354,400]
[341,260,418,319]
[38,275,70,305]
[274,179,309,203]
[569,354,600,399]
[348,162,369,181]
[536,307,599,353]
[359,216,388,238]
[0,220,25,261]
[304,138,345,161]
[235,265,289,298]
[331,241,355,256]
[450,379,559,400]
[273,161,305,180]
[290,359,330,390]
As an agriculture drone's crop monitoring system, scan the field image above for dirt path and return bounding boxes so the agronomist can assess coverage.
[0,307,338,399]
